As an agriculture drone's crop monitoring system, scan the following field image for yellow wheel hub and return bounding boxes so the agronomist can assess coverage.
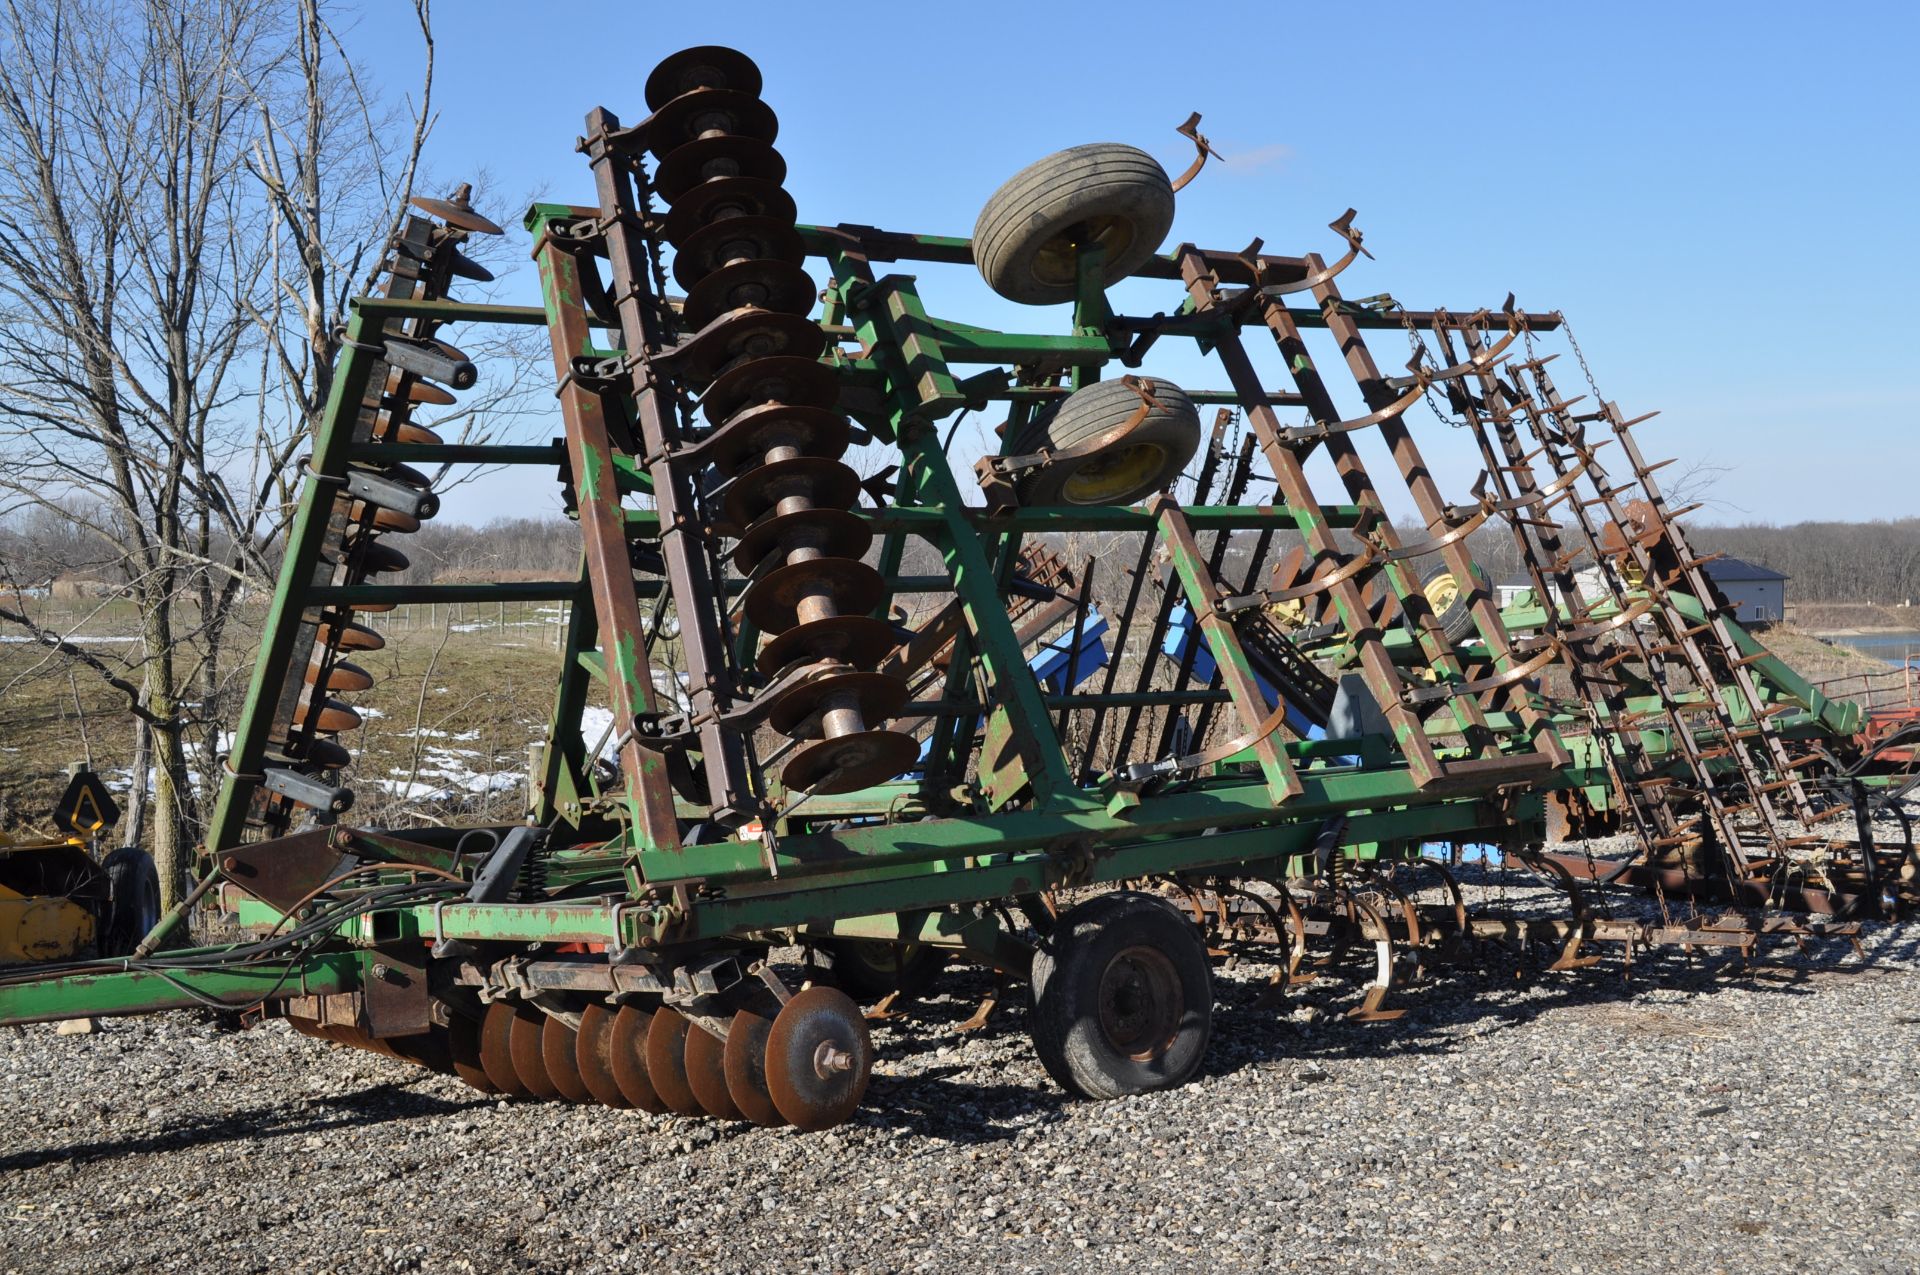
[1422,572,1461,615]
[1061,442,1168,504]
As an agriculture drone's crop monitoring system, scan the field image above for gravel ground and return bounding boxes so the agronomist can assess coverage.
[6,874,1920,1275]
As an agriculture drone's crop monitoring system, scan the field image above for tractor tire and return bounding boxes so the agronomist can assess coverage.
[1029,891,1212,1100]
[99,847,161,957]
[1012,376,1200,507]
[973,143,1176,305]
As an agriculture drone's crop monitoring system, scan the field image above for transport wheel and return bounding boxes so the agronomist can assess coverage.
[764,986,873,1131]
[684,1021,744,1120]
[541,1014,592,1103]
[507,1003,561,1099]
[814,938,945,1004]
[973,143,1176,305]
[1029,891,1213,1100]
[645,1007,706,1116]
[608,1004,669,1113]
[1418,562,1486,645]
[574,1003,633,1109]
[478,1001,530,1097]
[100,846,160,957]
[1012,377,1200,508]
[722,1008,788,1128]
[448,1011,500,1095]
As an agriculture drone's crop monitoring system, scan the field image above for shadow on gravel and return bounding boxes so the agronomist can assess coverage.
[852,918,1916,1138]
[0,1078,488,1172]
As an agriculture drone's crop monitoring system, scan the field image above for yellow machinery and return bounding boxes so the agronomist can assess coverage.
[0,770,153,965]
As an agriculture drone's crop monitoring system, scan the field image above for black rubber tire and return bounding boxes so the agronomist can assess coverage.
[1418,562,1488,645]
[1013,376,1200,507]
[814,938,944,1004]
[973,143,1175,305]
[99,847,161,957]
[1029,891,1212,1100]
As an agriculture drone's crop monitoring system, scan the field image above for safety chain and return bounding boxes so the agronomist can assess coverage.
[1554,309,1608,406]
[1394,302,1469,429]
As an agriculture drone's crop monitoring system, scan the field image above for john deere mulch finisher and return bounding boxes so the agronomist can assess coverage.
[2,46,1912,1131]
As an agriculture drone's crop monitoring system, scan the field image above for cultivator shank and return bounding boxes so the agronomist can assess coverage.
[2,46,1910,1131]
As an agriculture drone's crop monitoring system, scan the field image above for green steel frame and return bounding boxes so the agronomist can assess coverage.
[0,166,1883,1031]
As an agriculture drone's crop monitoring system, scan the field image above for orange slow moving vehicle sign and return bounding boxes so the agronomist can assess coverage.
[51,770,119,837]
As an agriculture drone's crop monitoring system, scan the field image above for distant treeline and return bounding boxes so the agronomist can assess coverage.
[1405,519,1920,606]
[1689,519,1920,604]
[7,509,1915,606]
[380,515,1920,606]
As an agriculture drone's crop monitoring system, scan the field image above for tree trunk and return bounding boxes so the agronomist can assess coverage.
[125,703,151,851]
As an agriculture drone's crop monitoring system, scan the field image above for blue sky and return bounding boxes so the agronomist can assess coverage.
[356,1,1917,525]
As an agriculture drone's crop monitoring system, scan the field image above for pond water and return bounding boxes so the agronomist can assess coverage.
[1819,630,1920,667]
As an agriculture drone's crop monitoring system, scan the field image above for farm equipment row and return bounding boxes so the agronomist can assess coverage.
[1,46,1911,1132]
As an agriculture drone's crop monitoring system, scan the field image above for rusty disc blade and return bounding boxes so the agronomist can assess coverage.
[645,45,763,111]
[350,540,411,575]
[644,1007,705,1116]
[448,249,494,282]
[385,1025,454,1075]
[653,135,786,205]
[767,668,909,739]
[684,258,817,333]
[672,306,824,387]
[477,1001,528,1096]
[763,986,873,1131]
[404,381,457,407]
[609,1004,668,1114]
[292,695,361,734]
[386,419,445,446]
[700,354,839,427]
[409,190,504,236]
[743,557,884,635]
[731,506,872,576]
[508,1003,561,1099]
[663,175,796,248]
[723,454,861,529]
[703,401,848,477]
[383,368,459,407]
[541,1013,591,1103]
[278,737,352,772]
[305,659,372,693]
[647,88,778,163]
[757,614,899,676]
[683,1020,743,1120]
[286,1015,326,1040]
[331,1024,399,1058]
[347,501,421,536]
[722,1008,786,1128]
[670,216,806,292]
[315,619,384,653]
[783,729,920,797]
[574,1002,632,1109]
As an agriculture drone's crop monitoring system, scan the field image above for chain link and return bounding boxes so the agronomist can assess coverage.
[1555,309,1607,405]
[1394,303,1469,429]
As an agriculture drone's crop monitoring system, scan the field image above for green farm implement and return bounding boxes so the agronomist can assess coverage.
[2,46,1910,1130]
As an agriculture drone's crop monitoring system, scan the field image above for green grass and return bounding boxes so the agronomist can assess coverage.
[0,602,589,842]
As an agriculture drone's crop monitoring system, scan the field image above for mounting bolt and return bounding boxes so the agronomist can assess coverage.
[813,1040,853,1078]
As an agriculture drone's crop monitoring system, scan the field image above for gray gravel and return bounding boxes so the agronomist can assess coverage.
[6,892,1920,1275]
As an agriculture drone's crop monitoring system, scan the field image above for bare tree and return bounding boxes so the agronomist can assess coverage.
[0,0,439,903]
